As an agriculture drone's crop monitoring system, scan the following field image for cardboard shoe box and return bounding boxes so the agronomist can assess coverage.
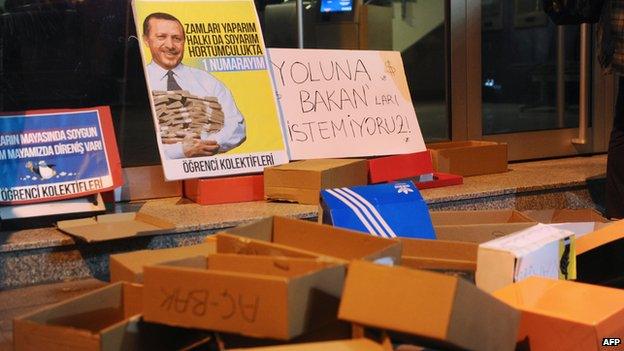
[118,165,182,202]
[13,282,208,351]
[264,159,369,205]
[338,261,520,351]
[400,238,477,281]
[57,212,175,242]
[431,209,537,243]
[427,140,508,176]
[367,150,433,184]
[493,276,624,351]
[215,233,331,261]
[522,208,610,237]
[476,223,575,293]
[229,338,388,350]
[14,282,142,351]
[111,233,332,282]
[110,241,216,283]
[184,174,264,205]
[220,216,402,264]
[522,208,609,224]
[143,254,346,340]
[213,318,352,349]
[367,151,464,190]
[112,225,369,278]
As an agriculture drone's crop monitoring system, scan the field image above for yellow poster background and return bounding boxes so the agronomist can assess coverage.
[134,0,286,155]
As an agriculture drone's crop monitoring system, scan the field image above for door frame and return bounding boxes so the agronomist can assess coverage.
[450,0,613,160]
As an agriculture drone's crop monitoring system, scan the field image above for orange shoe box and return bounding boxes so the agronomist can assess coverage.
[493,276,624,350]
[184,174,264,205]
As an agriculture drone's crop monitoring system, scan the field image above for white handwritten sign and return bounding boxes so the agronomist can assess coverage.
[269,49,426,159]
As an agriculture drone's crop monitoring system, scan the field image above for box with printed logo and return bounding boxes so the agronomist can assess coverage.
[319,181,435,239]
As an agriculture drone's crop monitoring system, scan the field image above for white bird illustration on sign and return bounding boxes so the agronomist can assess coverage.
[26,160,57,180]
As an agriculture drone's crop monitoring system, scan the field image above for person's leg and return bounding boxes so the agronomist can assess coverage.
[605,76,624,219]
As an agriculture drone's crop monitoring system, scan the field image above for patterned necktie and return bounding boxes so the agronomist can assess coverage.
[166,70,182,91]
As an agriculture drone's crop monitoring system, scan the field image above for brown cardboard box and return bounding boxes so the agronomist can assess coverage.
[143,254,346,340]
[229,338,388,350]
[119,165,182,201]
[264,159,369,205]
[110,234,327,284]
[215,233,334,261]
[338,261,520,351]
[57,212,175,242]
[522,208,611,238]
[522,208,609,223]
[214,319,352,349]
[14,282,142,351]
[427,140,508,176]
[431,210,537,243]
[220,216,402,263]
[493,276,624,351]
[13,282,210,351]
[110,241,216,283]
[400,238,477,281]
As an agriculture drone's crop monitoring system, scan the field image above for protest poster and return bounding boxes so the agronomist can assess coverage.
[0,106,122,205]
[269,48,427,159]
[133,0,288,181]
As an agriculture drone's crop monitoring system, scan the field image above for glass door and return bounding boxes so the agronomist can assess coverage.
[461,0,613,160]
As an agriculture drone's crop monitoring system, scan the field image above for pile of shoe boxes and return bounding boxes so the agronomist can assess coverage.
[14,209,624,350]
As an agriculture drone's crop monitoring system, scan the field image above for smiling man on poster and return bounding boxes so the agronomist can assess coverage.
[143,12,246,159]
[134,0,287,181]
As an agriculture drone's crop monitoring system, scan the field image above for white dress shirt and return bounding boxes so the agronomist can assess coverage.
[147,62,246,159]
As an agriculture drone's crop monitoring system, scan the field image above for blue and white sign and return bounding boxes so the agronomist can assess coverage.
[321,181,435,239]
[0,107,122,205]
